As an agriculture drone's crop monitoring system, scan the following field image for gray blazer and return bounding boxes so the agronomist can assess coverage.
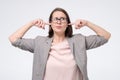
[12,34,108,80]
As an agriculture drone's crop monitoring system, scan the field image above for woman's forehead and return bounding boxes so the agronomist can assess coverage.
[52,11,66,18]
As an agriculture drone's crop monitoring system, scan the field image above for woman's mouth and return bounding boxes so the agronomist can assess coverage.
[56,26,62,29]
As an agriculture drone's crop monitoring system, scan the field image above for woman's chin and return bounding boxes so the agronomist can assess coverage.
[54,30,65,34]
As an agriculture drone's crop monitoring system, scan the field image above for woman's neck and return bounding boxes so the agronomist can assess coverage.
[53,33,66,44]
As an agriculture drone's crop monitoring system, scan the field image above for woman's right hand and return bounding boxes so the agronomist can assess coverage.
[31,19,50,29]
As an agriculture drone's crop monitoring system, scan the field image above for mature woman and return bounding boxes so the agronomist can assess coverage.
[9,7,111,80]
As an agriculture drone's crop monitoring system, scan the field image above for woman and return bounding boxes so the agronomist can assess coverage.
[9,7,111,80]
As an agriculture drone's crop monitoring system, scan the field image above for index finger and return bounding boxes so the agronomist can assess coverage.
[68,23,75,25]
[45,22,51,25]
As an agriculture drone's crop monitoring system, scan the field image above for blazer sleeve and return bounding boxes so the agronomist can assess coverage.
[11,38,35,53]
[85,35,108,50]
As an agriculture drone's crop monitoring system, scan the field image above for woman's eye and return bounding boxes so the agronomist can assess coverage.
[61,18,64,20]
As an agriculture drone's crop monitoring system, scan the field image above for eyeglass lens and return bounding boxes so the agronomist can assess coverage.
[52,17,67,23]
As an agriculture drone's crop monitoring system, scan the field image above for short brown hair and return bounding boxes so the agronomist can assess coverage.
[48,7,73,38]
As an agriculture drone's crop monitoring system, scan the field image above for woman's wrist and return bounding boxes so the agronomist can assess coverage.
[25,21,35,28]
[85,20,91,27]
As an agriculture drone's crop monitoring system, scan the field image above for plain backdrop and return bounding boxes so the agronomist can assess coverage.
[0,0,120,80]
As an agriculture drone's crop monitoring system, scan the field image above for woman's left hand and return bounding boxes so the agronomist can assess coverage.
[69,19,87,29]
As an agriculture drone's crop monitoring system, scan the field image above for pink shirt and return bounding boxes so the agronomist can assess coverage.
[44,39,82,80]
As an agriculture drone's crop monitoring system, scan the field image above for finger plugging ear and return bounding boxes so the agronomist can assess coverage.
[68,23,75,25]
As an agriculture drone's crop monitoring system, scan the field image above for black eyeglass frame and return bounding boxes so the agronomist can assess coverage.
[52,17,68,23]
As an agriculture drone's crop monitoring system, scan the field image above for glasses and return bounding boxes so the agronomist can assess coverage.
[52,17,67,23]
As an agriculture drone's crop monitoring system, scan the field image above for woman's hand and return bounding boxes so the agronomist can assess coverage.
[31,19,50,29]
[69,19,111,40]
[69,19,87,29]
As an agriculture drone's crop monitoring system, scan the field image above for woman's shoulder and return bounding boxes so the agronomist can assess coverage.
[68,33,86,43]
[72,33,85,38]
[35,36,50,41]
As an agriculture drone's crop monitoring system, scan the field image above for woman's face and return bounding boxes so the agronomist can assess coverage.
[51,11,68,34]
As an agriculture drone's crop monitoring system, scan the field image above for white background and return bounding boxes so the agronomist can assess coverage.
[0,0,120,80]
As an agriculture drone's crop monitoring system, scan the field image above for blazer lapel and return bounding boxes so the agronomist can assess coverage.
[43,38,53,61]
[67,38,74,55]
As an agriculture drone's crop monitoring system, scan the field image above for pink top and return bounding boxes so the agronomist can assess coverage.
[44,39,82,80]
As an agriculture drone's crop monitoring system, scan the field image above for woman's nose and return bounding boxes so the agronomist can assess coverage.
[56,20,62,24]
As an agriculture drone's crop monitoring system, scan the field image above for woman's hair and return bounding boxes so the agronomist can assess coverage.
[48,7,73,38]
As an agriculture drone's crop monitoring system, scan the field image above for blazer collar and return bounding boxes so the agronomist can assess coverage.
[44,37,53,52]
[43,37,53,62]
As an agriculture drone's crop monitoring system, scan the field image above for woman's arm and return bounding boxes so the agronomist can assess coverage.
[9,19,47,43]
[86,21,111,40]
[73,19,111,40]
